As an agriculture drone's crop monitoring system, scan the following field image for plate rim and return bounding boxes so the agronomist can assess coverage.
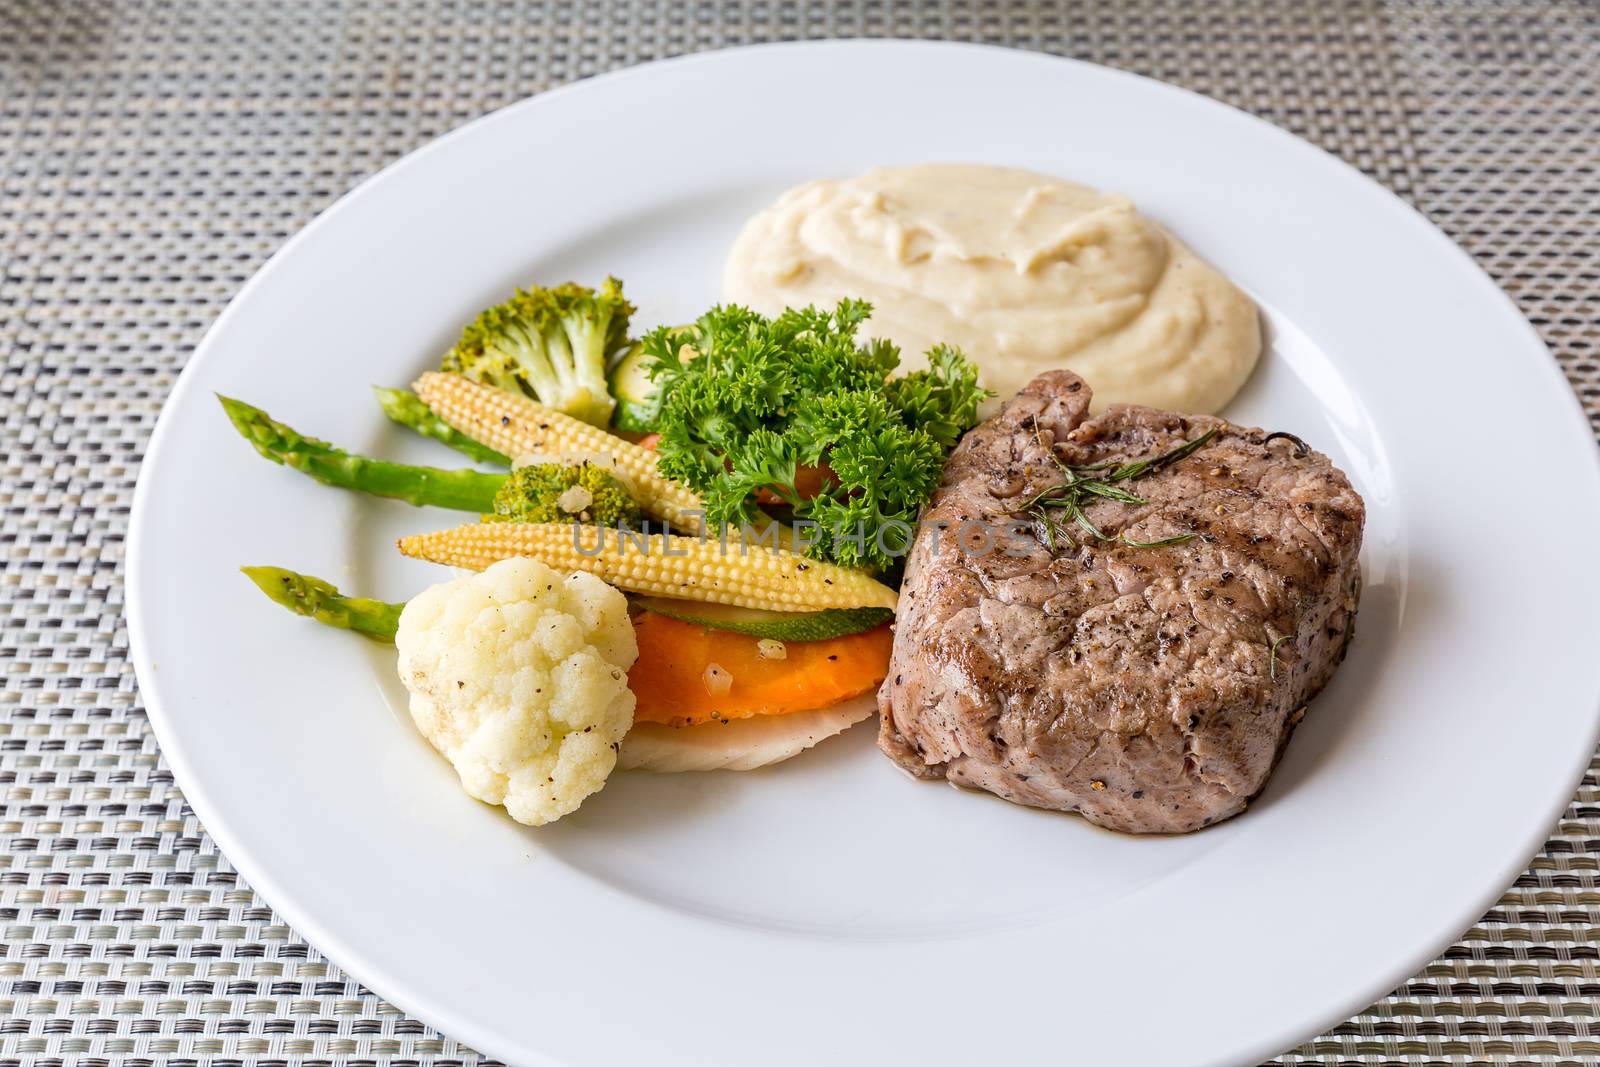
[126,38,1600,1066]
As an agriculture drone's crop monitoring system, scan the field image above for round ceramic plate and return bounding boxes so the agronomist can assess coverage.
[128,41,1600,1067]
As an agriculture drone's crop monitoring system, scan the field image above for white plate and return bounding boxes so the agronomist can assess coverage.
[128,41,1600,1067]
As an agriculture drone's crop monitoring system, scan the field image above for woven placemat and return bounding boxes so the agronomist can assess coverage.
[2,1,1596,1063]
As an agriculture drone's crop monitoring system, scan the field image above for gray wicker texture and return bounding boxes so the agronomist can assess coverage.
[2,1,1597,1063]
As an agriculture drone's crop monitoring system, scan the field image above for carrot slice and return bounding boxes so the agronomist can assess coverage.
[637,433,831,507]
[628,611,892,726]
[754,462,835,506]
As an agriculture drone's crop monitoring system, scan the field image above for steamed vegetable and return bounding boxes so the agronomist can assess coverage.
[414,371,709,533]
[618,697,877,773]
[487,463,642,527]
[607,341,662,433]
[627,611,893,726]
[220,395,504,512]
[442,277,633,427]
[242,567,403,640]
[608,326,693,433]
[222,396,641,526]
[636,597,892,641]
[395,557,638,826]
[396,521,900,611]
[373,386,510,465]
[641,299,990,569]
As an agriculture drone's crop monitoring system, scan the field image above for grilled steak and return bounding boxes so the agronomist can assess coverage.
[878,371,1363,833]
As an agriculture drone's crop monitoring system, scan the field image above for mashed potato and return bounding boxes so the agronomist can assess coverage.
[723,164,1260,413]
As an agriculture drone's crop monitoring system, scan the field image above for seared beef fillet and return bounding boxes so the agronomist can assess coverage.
[878,371,1363,834]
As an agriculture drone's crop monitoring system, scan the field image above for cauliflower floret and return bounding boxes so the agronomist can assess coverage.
[394,557,637,826]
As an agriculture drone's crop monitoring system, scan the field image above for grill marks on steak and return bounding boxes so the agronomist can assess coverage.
[878,371,1364,834]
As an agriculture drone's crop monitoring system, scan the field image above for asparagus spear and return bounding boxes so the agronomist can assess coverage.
[220,395,506,512]
[372,386,510,466]
[242,567,403,641]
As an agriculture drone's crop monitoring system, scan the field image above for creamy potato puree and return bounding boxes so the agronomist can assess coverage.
[723,165,1260,412]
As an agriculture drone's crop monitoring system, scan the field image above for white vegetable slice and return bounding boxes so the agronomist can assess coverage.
[617,694,877,773]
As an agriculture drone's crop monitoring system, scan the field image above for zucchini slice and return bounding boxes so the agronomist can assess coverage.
[637,597,893,642]
[608,341,659,432]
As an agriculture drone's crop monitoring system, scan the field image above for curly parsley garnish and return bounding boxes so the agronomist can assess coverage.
[641,299,990,570]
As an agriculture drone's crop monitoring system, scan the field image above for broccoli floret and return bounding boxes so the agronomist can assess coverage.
[486,462,642,527]
[442,277,634,427]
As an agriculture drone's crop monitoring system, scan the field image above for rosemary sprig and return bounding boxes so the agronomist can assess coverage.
[1120,532,1199,549]
[1018,425,1218,551]
[1264,430,1310,457]
[1269,633,1293,679]
[1091,429,1220,483]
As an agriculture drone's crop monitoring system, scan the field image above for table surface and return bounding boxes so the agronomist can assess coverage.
[2,1,1597,1063]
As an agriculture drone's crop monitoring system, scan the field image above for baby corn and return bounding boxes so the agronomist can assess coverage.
[397,522,899,613]
[414,372,705,531]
